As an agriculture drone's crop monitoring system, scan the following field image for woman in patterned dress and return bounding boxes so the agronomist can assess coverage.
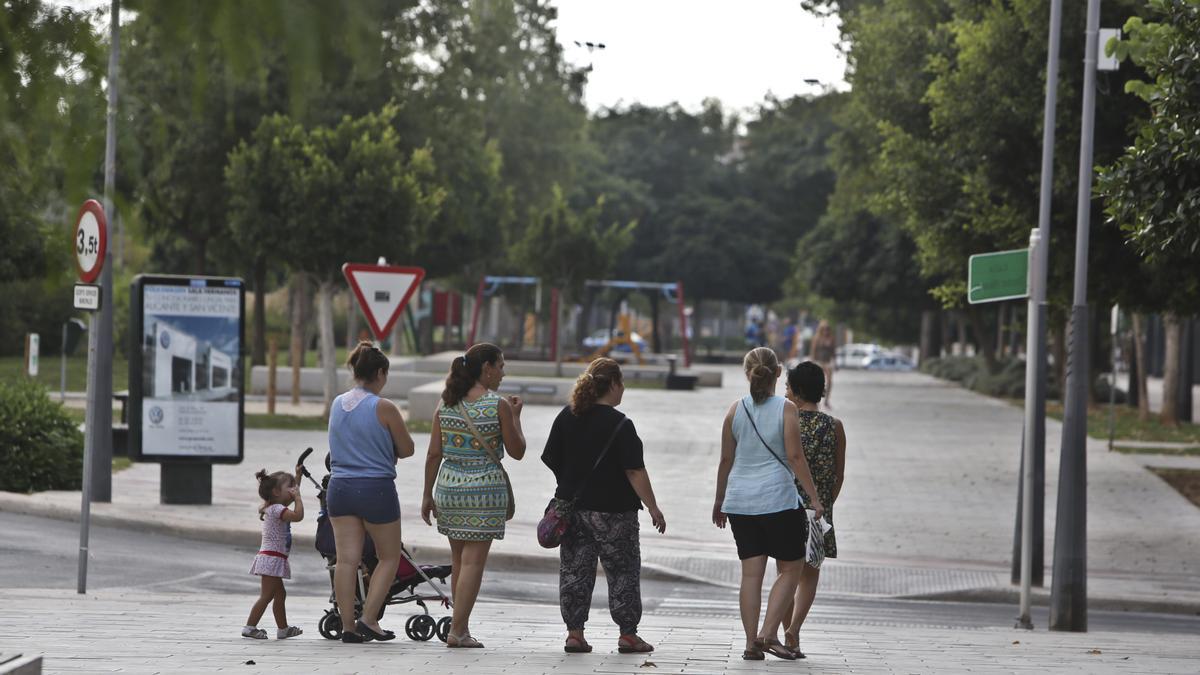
[781,360,846,657]
[421,342,526,648]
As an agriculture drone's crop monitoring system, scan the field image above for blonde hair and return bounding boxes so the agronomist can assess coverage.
[743,347,779,404]
[570,358,623,415]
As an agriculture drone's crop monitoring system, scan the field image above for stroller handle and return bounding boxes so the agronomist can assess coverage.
[298,447,314,467]
[297,447,323,490]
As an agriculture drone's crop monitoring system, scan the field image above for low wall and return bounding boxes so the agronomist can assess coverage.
[248,366,440,399]
[407,376,571,422]
[412,352,723,387]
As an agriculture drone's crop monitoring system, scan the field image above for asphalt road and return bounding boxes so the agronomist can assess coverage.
[3,511,1198,637]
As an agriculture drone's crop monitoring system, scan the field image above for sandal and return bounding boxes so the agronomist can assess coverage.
[564,636,593,653]
[617,634,654,654]
[742,645,765,660]
[784,631,806,659]
[277,626,303,640]
[759,638,797,661]
[241,627,268,640]
[446,633,484,648]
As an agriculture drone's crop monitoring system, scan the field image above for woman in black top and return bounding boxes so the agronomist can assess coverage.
[542,357,667,655]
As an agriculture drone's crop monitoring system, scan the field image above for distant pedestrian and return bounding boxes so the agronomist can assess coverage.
[243,466,305,640]
[421,343,526,648]
[782,318,800,362]
[712,347,824,661]
[809,321,837,409]
[542,358,667,655]
[780,361,846,658]
[326,341,416,643]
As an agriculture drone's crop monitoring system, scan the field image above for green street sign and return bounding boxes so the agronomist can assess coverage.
[968,248,1029,304]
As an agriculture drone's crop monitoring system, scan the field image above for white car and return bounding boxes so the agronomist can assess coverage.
[835,343,882,369]
[862,352,916,371]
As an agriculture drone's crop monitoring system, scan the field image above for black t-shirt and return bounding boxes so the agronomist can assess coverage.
[541,404,645,513]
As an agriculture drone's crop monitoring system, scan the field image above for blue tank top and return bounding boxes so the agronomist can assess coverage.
[722,395,800,515]
[328,389,396,480]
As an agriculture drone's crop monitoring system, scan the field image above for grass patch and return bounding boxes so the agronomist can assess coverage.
[0,355,130,393]
[1044,402,1200,445]
[1149,468,1200,510]
[113,457,133,472]
[245,413,328,431]
[405,419,433,434]
[1114,445,1200,456]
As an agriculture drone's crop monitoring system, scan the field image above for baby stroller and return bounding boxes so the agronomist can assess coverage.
[296,448,454,642]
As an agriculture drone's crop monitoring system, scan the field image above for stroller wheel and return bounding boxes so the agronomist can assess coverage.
[318,610,342,640]
[436,616,451,643]
[405,614,436,641]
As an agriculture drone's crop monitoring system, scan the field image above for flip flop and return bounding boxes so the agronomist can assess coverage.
[742,646,765,660]
[357,623,395,642]
[447,633,484,648]
[759,638,797,660]
[617,634,654,654]
[564,636,593,653]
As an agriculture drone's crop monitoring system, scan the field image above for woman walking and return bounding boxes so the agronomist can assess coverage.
[712,347,824,661]
[809,321,837,409]
[781,361,846,658]
[326,342,416,643]
[542,358,667,655]
[421,343,526,648]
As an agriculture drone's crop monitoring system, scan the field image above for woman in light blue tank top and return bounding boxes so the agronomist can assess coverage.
[325,342,416,644]
[712,347,823,661]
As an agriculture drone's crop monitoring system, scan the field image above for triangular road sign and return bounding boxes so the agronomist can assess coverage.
[342,264,426,341]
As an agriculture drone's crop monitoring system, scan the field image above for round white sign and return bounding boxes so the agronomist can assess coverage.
[76,211,101,275]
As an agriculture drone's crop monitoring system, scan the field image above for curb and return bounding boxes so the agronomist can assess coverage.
[0,493,702,585]
[901,587,1200,617]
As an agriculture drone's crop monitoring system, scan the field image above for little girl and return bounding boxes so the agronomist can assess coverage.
[243,466,305,640]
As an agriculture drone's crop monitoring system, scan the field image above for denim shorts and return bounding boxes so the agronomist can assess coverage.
[326,477,401,524]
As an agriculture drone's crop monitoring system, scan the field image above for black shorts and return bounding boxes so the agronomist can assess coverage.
[326,477,401,524]
[727,508,808,561]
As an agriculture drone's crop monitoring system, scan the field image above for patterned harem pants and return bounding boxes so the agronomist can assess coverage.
[559,510,641,635]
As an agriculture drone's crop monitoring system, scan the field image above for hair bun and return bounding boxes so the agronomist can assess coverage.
[255,469,268,482]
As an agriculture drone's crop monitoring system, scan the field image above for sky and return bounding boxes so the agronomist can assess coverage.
[551,0,847,114]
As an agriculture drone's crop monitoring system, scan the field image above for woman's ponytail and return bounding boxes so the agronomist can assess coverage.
[743,347,780,403]
[441,343,503,406]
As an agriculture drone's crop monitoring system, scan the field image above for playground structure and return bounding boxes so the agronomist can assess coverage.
[465,276,691,366]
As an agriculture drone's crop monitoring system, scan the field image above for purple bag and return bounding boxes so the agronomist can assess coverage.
[537,417,628,549]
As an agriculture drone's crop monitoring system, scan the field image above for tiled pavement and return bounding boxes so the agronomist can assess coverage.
[1,588,1197,674]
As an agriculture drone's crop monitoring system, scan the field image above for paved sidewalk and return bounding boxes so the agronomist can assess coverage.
[1,588,1197,674]
[7,368,1200,613]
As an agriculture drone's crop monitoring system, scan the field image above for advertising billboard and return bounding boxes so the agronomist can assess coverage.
[130,275,245,463]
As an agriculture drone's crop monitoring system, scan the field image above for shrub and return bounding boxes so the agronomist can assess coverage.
[0,378,84,492]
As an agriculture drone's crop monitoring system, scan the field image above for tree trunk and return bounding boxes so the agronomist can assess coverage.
[1132,313,1151,421]
[252,256,267,367]
[289,274,309,406]
[920,309,937,364]
[1179,319,1195,424]
[1161,313,1183,427]
[966,306,997,372]
[318,279,338,419]
[346,290,360,348]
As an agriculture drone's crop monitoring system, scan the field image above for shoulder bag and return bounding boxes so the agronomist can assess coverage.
[537,416,628,548]
[457,400,516,521]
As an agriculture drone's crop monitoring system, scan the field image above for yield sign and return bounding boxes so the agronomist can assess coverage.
[342,264,425,341]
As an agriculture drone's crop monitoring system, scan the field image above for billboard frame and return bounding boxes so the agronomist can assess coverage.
[129,274,246,464]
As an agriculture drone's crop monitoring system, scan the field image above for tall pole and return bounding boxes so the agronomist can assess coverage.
[1051,0,1100,633]
[1017,0,1064,629]
[79,0,119,594]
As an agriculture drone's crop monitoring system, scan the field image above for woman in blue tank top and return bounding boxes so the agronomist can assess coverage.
[326,341,416,643]
[712,347,823,661]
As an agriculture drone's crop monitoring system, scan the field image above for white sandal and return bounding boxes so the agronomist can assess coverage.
[241,627,268,640]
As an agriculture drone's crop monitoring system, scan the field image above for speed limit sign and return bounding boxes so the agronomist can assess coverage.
[74,199,107,283]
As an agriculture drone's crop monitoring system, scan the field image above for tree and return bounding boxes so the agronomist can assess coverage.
[511,185,634,371]
[1097,0,1200,424]
[280,105,444,412]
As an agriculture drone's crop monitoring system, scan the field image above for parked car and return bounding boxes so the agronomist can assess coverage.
[581,329,648,353]
[862,352,916,371]
[835,343,883,369]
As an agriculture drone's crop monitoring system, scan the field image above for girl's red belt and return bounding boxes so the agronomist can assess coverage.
[257,550,288,559]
